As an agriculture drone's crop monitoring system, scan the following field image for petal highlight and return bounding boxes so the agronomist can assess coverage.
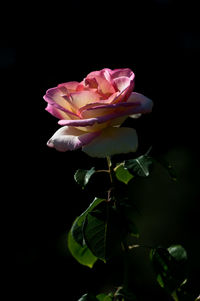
[47,126,100,152]
[82,127,138,158]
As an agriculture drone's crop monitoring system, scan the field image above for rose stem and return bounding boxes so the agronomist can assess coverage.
[106,156,113,184]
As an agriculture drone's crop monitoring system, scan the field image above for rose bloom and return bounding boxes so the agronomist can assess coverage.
[44,68,153,157]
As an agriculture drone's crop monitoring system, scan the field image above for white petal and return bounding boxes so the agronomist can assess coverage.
[47,126,100,152]
[82,127,138,158]
[129,113,141,119]
[127,92,153,113]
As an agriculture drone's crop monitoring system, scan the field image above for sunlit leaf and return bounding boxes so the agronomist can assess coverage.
[124,155,153,177]
[114,163,134,184]
[74,167,96,188]
[168,245,187,262]
[83,211,107,262]
[71,217,85,247]
[68,227,97,268]
[72,198,106,246]
[83,203,122,262]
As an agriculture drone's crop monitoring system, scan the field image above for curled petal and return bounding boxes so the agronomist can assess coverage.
[58,103,139,128]
[58,92,153,131]
[110,68,135,80]
[127,92,153,113]
[85,70,116,96]
[47,126,100,152]
[58,98,149,130]
[44,87,71,110]
[95,76,116,95]
[57,81,80,93]
[45,103,72,120]
[83,127,138,158]
[44,87,79,118]
[81,102,140,119]
[113,76,132,93]
[78,88,128,112]
[78,92,120,113]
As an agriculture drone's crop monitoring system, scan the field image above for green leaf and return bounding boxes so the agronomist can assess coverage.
[156,274,165,288]
[72,198,106,246]
[114,163,134,184]
[68,228,97,268]
[168,245,187,262]
[71,217,85,246]
[96,294,106,301]
[74,167,96,188]
[78,293,97,301]
[83,211,107,262]
[150,245,188,294]
[124,155,153,177]
[96,293,113,301]
[83,203,122,262]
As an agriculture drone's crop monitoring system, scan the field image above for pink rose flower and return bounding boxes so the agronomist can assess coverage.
[44,68,153,157]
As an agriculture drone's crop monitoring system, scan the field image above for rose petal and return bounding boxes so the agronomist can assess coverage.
[57,81,80,93]
[85,70,116,95]
[113,76,132,92]
[110,68,135,80]
[58,92,153,131]
[45,103,71,120]
[78,92,120,113]
[44,87,71,110]
[81,102,140,119]
[102,68,118,90]
[95,76,116,95]
[47,126,100,152]
[82,127,138,157]
[58,101,145,129]
[127,92,153,113]
[44,87,80,118]
[85,70,102,78]
[58,105,138,128]
[70,90,102,108]
[58,118,98,127]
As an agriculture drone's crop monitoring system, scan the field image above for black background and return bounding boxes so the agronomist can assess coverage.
[2,0,200,300]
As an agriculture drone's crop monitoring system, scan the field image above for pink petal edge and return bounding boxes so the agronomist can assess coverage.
[47,126,101,152]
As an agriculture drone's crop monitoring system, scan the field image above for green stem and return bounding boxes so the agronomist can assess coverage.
[106,156,131,293]
[121,240,130,291]
[106,156,113,184]
[96,169,109,173]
